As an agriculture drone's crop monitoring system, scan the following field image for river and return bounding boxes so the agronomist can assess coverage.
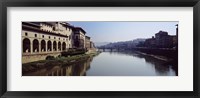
[23,51,177,76]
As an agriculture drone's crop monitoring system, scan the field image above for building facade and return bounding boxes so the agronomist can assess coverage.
[73,27,86,48]
[22,22,94,63]
[143,30,177,48]
[85,36,91,50]
[155,31,174,48]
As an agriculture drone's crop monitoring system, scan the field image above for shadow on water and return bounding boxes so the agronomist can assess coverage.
[107,50,178,76]
[23,50,177,76]
[23,57,93,76]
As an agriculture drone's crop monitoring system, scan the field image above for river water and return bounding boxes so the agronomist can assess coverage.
[23,51,177,76]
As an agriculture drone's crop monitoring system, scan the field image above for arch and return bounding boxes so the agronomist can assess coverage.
[53,41,57,51]
[62,42,66,51]
[47,40,52,51]
[23,38,30,53]
[41,40,46,52]
[58,41,61,51]
[33,39,39,52]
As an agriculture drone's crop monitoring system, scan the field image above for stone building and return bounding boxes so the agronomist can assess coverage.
[90,41,95,48]
[85,36,96,50]
[143,30,177,48]
[22,22,93,63]
[73,27,86,49]
[155,31,174,48]
[144,36,156,48]
[85,36,91,50]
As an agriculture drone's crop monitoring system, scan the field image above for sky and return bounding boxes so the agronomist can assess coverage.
[68,22,178,43]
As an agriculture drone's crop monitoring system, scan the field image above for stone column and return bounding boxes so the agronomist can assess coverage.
[57,41,59,52]
[51,40,53,52]
[61,41,62,52]
[39,40,41,53]
[45,40,48,53]
[66,40,68,50]
[30,40,33,54]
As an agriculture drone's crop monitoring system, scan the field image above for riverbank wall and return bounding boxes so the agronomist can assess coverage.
[134,48,178,59]
[22,52,100,75]
[86,48,97,54]
[22,52,61,64]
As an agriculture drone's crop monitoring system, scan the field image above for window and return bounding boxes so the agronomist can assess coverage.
[25,32,28,36]
[49,36,50,39]
[35,34,37,37]
[42,35,44,38]
[69,35,71,40]
[53,27,56,30]
[54,37,56,39]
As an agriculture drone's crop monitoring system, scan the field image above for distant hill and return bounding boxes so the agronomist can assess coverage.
[94,42,111,47]
[98,38,146,49]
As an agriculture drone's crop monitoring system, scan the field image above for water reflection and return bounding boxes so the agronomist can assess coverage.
[23,51,177,76]
[23,57,93,76]
[86,51,177,76]
[129,51,178,76]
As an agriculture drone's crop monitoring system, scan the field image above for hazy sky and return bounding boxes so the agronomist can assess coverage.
[68,22,178,43]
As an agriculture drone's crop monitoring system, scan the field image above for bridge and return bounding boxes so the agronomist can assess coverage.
[97,47,122,52]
